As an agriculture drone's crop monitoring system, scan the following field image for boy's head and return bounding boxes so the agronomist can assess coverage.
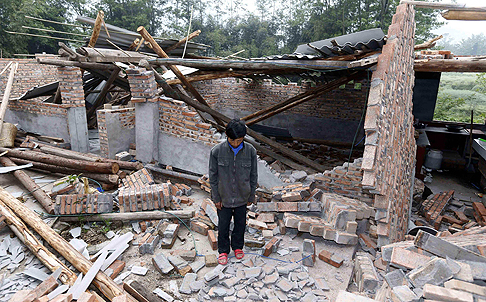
[226,119,246,148]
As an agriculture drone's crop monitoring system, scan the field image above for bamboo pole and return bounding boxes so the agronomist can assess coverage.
[22,26,88,37]
[0,186,137,301]
[0,62,18,134]
[0,156,55,214]
[0,197,77,285]
[165,30,201,54]
[137,26,225,126]
[89,11,105,48]
[165,69,269,85]
[0,147,119,174]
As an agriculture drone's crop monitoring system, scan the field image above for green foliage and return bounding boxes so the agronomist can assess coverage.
[1,0,444,58]
[476,73,486,94]
[437,33,486,56]
[435,73,486,123]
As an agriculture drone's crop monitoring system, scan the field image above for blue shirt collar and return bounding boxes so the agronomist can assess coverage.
[228,140,243,156]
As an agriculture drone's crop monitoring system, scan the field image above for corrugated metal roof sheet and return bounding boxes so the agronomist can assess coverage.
[76,16,209,56]
[267,28,385,60]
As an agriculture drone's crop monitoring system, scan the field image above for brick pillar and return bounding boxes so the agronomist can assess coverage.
[58,66,89,152]
[126,67,159,162]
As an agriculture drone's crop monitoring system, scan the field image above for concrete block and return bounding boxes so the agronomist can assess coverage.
[276,278,293,293]
[384,269,407,289]
[415,230,486,263]
[153,253,174,275]
[167,255,188,272]
[180,273,197,294]
[189,259,205,273]
[407,258,453,288]
[423,284,473,302]
[244,267,262,279]
[335,290,377,301]
[391,285,419,302]
[153,288,174,302]
[335,231,358,245]
[131,265,148,275]
[444,279,486,296]
[171,249,196,262]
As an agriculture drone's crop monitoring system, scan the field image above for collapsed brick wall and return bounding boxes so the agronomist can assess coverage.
[315,158,373,204]
[0,57,59,99]
[361,4,417,246]
[98,107,136,158]
[193,78,369,120]
[7,100,68,117]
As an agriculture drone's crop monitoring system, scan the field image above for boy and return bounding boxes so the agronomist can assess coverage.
[209,119,258,265]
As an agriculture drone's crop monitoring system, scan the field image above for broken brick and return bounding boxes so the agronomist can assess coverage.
[208,230,217,250]
[190,220,209,235]
[318,249,343,268]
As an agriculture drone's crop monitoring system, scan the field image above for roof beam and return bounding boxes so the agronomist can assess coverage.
[414,59,486,73]
[400,1,486,12]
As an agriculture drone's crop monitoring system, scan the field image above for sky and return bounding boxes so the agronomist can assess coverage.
[432,0,486,42]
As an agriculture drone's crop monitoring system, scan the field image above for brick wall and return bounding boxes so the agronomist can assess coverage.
[193,78,369,120]
[315,158,373,204]
[57,66,85,108]
[158,97,220,146]
[98,107,136,158]
[0,56,59,99]
[361,4,417,246]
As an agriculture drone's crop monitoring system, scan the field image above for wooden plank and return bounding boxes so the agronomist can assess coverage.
[58,210,194,222]
[0,62,18,133]
[165,30,201,54]
[442,10,486,20]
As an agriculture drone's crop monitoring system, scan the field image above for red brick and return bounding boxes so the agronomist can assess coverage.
[277,202,298,212]
[191,220,209,235]
[263,237,278,257]
[207,230,217,250]
[318,249,343,268]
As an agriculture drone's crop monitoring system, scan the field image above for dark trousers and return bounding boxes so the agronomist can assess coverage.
[217,204,247,254]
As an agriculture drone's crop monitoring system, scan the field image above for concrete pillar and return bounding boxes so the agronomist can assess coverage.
[58,66,89,152]
[135,102,159,163]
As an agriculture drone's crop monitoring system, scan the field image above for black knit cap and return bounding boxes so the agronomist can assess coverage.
[225,119,247,139]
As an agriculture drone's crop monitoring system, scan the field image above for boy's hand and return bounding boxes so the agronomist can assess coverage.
[214,202,222,210]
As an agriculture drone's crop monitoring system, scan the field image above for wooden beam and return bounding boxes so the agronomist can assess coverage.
[165,30,201,54]
[0,197,77,285]
[137,26,225,126]
[87,67,120,120]
[58,210,194,222]
[76,47,153,63]
[149,58,351,71]
[88,11,104,47]
[0,147,119,174]
[400,1,486,12]
[0,62,18,133]
[37,58,116,70]
[414,59,486,72]
[442,10,486,20]
[0,157,54,214]
[0,186,136,301]
[415,35,443,50]
[165,69,270,85]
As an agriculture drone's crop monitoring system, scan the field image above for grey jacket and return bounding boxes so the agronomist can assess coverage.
[209,141,258,208]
